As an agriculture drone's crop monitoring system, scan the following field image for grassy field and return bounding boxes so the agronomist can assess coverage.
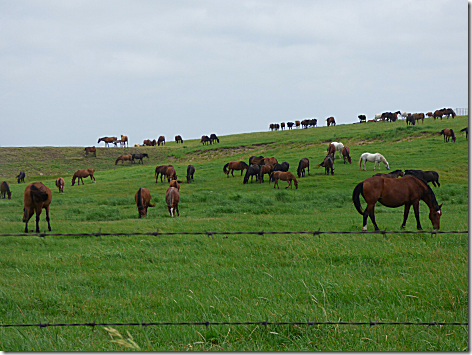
[0,116,468,351]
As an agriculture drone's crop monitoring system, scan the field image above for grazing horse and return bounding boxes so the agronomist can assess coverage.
[330,142,344,159]
[143,139,156,146]
[249,155,264,165]
[175,135,183,144]
[382,111,401,122]
[440,128,456,142]
[327,143,336,158]
[342,146,352,164]
[243,164,260,184]
[258,164,272,183]
[0,181,11,199]
[295,120,301,128]
[352,175,442,231]
[413,113,424,124]
[187,165,195,183]
[406,115,415,125]
[157,136,165,146]
[17,171,25,184]
[210,134,220,143]
[223,161,248,178]
[426,112,433,118]
[55,177,65,193]
[404,170,440,187]
[287,122,294,129]
[433,110,444,120]
[23,182,52,233]
[155,165,170,183]
[84,146,96,157]
[272,171,298,189]
[326,116,336,126]
[317,155,334,175]
[442,108,456,119]
[98,136,117,147]
[115,154,133,165]
[169,179,182,190]
[135,188,155,218]
[71,168,95,186]
[297,158,310,178]
[262,157,278,167]
[460,127,468,139]
[120,135,128,147]
[358,115,366,123]
[165,166,177,182]
[165,187,180,217]
[359,152,389,171]
[132,153,149,164]
[269,162,290,182]
[201,135,211,145]
[373,170,404,178]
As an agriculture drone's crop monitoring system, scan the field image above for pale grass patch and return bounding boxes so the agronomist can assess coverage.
[104,327,141,351]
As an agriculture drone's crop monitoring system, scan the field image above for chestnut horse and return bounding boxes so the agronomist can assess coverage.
[327,143,336,158]
[169,179,182,190]
[72,168,95,186]
[352,175,442,231]
[158,136,165,146]
[175,135,183,144]
[165,187,180,217]
[1,181,11,199]
[223,161,249,177]
[115,154,133,165]
[155,165,171,182]
[55,177,65,193]
[272,171,298,189]
[120,135,128,147]
[440,128,456,142]
[84,146,96,157]
[165,166,177,182]
[23,182,52,233]
[297,158,309,178]
[187,165,195,183]
[135,188,155,218]
[342,146,352,164]
[259,164,272,183]
[98,136,117,147]
[326,116,336,126]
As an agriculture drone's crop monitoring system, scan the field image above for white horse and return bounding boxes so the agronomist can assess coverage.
[330,141,344,159]
[359,152,390,171]
[374,114,382,120]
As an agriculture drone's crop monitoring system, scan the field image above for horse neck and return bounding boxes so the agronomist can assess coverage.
[420,184,438,211]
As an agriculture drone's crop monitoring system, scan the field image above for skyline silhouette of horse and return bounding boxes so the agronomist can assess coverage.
[23,182,52,233]
[135,187,155,218]
[326,116,336,126]
[201,135,211,145]
[98,136,117,147]
[210,134,220,143]
[1,181,11,199]
[120,135,128,147]
[223,161,249,177]
[175,135,183,144]
[158,136,165,146]
[72,168,95,186]
[155,165,171,182]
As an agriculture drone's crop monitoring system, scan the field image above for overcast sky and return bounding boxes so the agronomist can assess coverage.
[0,0,468,147]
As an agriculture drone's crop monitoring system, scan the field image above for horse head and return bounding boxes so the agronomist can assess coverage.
[429,203,442,230]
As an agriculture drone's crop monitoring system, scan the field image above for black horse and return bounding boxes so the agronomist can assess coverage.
[404,169,440,187]
[406,115,415,125]
[460,127,468,139]
[243,164,260,184]
[187,165,195,183]
[132,153,149,164]
[210,134,220,144]
[358,115,366,123]
[17,171,25,183]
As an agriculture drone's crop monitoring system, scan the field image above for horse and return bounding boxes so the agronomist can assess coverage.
[442,108,456,118]
[249,156,264,165]
[175,135,183,144]
[330,142,344,159]
[0,181,11,199]
[295,120,300,128]
[374,114,382,120]
[342,146,352,164]
[210,134,220,143]
[201,135,211,145]
[280,122,285,130]
[440,128,456,142]
[326,116,336,126]
[143,139,156,146]
[262,157,278,167]
[135,188,155,218]
[301,119,310,128]
[426,112,433,118]
[404,169,440,187]
[16,171,25,183]
[358,115,366,123]
[297,158,310,178]
[155,165,170,183]
[433,110,444,120]
[401,112,408,119]
[316,155,334,175]
[132,153,149,164]
[169,179,182,190]
[23,182,52,233]
[84,146,96,157]
[272,171,298,189]
[98,136,117,147]
[115,154,133,165]
[187,165,195,183]
[259,164,273,183]
[157,136,165,146]
[165,187,180,217]
[373,170,404,178]
[269,123,275,131]
[359,152,389,171]
[382,111,401,122]
[269,162,290,182]
[223,161,248,178]
[406,115,415,125]
[460,127,468,139]
[243,164,260,184]
[413,113,424,124]
[352,175,442,231]
[327,143,336,158]
[165,166,177,182]
[55,177,65,193]
[71,168,95,186]
[287,122,294,129]
[120,135,128,147]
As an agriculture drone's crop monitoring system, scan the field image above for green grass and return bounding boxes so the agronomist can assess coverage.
[0,116,468,351]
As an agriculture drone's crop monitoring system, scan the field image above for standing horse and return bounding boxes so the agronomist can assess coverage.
[404,170,440,187]
[187,165,195,183]
[165,187,180,217]
[433,110,444,120]
[358,115,366,123]
[327,143,336,158]
[17,171,25,183]
[373,170,404,178]
[0,181,11,199]
[55,177,65,193]
[413,113,424,124]
[98,136,117,147]
[165,166,177,182]
[342,146,352,164]
[406,115,415,125]
[272,171,298,189]
[71,168,95,186]
[155,165,170,182]
[23,182,52,233]
[135,188,155,218]
[259,164,273,183]
[132,153,149,164]
[442,108,456,118]
[223,161,249,178]
[157,136,165,146]
[201,135,211,145]
[460,127,468,139]
[330,142,344,159]
[243,165,260,184]
[295,120,301,128]
[269,162,290,182]
[297,158,310,178]
[120,135,128,147]
[84,146,96,157]
[316,155,334,175]
[359,152,389,171]
[175,135,183,144]
[115,154,133,165]
[210,134,220,143]
[440,128,456,142]
[326,116,336,126]
[287,122,294,129]
[352,175,442,231]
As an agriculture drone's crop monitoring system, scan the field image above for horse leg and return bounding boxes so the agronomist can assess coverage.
[401,204,411,229]
[175,204,180,216]
[364,204,380,231]
[45,205,51,231]
[35,206,42,233]
[412,201,422,230]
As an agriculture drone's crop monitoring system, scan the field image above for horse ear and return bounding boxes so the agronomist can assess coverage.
[438,203,443,209]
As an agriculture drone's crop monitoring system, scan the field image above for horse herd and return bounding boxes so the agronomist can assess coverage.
[269,117,335,131]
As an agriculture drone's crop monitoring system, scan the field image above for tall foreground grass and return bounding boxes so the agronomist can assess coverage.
[0,117,468,350]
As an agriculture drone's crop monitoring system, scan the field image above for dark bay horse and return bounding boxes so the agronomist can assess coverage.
[115,154,133,165]
[326,116,336,126]
[249,156,264,165]
[223,161,249,177]
[352,175,442,231]
[135,188,155,218]
[404,169,440,187]
[210,134,220,143]
[259,164,272,183]
[373,170,404,178]
[175,135,183,144]
[406,115,415,125]
[98,136,117,147]
[297,158,309,178]
[17,171,25,184]
[327,143,336,158]
[155,165,171,183]
[187,165,195,183]
[165,187,180,217]
[317,155,334,175]
[342,146,352,164]
[460,127,468,139]
[272,171,298,189]
[165,166,177,182]
[132,153,149,164]
[201,135,211,145]
[157,136,165,146]
[143,139,156,146]
[72,168,95,186]
[1,181,11,199]
[84,146,96,157]
[55,177,65,193]
[23,182,52,233]
[243,164,260,184]
[440,128,456,142]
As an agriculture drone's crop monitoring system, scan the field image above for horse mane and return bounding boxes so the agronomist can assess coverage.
[450,129,455,138]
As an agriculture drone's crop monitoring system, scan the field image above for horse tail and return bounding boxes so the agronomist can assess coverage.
[223,163,229,174]
[352,182,364,215]
[137,188,144,210]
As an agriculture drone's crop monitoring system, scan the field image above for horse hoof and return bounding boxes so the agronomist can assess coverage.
[362,226,367,231]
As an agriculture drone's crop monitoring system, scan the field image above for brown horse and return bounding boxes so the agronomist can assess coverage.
[84,146,96,157]
[187,165,195,183]
[353,175,442,231]
[295,120,301,128]
[98,136,117,147]
[249,155,264,165]
[165,166,177,182]
[223,161,249,177]
[165,187,180,217]
[316,155,334,175]
[297,158,309,178]
[342,146,352,164]
[72,168,96,186]
[413,113,424,124]
[155,165,171,182]
[440,128,456,142]
[433,110,443,120]
[201,135,211,145]
[262,157,278,167]
[135,188,155,218]
[259,164,272,183]
[426,112,433,118]
[175,135,183,144]
[0,181,11,199]
[169,179,182,190]
[120,135,128,147]
[327,143,336,158]
[23,182,52,233]
[115,154,133,165]
[55,177,65,193]
[272,171,298,189]
[280,122,285,130]
[143,139,156,146]
[326,116,336,126]
[373,170,404,178]
[158,136,165,146]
